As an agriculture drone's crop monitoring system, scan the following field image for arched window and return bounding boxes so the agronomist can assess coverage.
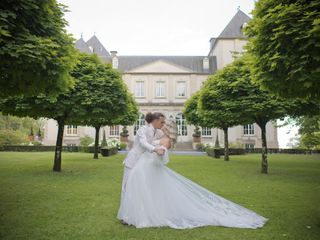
[176,113,187,136]
[134,113,145,135]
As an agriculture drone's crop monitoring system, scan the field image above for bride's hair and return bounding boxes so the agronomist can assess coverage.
[162,119,178,146]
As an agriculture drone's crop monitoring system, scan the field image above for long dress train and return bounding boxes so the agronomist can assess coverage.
[117,149,268,229]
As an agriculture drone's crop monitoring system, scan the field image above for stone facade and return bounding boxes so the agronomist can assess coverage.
[42,10,279,149]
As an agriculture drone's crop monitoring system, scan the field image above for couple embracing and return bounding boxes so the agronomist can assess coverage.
[117,112,268,229]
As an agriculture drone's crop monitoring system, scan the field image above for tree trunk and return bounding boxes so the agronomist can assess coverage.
[94,126,101,159]
[258,121,268,174]
[53,118,65,172]
[223,127,229,161]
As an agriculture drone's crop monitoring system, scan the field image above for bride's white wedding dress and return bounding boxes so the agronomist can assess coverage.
[117,148,268,229]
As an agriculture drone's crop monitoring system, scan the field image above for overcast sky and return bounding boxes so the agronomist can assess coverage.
[58,0,298,147]
[59,0,256,55]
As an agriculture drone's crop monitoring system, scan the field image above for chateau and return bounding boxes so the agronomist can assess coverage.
[43,10,279,149]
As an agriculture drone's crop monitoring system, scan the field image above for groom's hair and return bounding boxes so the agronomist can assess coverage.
[145,112,165,123]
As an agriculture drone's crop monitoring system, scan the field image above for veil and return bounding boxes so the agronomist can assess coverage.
[162,119,178,148]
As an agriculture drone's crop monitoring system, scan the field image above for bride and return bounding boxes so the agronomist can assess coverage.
[117,119,268,229]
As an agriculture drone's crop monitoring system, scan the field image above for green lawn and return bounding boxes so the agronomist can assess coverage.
[0,152,319,240]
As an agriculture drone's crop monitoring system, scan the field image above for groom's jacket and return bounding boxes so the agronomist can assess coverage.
[122,124,163,169]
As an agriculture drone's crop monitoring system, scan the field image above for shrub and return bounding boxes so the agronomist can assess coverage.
[119,142,127,150]
[0,129,28,145]
[106,138,121,149]
[80,135,94,147]
[100,146,118,157]
[31,141,42,146]
[192,126,201,137]
[195,143,206,152]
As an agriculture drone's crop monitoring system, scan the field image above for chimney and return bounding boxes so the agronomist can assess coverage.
[110,51,118,69]
[110,51,117,58]
[209,38,216,49]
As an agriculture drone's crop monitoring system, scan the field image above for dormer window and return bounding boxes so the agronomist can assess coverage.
[241,22,248,29]
[203,57,209,70]
[112,57,118,69]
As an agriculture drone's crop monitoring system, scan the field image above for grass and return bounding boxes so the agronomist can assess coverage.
[0,152,319,240]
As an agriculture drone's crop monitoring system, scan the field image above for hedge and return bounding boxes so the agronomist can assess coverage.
[0,145,98,153]
[205,147,319,157]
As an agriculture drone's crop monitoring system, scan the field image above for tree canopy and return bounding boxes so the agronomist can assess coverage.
[245,0,320,100]
[199,55,295,173]
[0,52,135,170]
[0,0,76,97]
[73,53,138,159]
[184,92,204,127]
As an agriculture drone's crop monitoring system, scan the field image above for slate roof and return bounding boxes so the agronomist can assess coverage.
[75,38,92,54]
[75,37,217,74]
[86,35,110,58]
[112,56,217,74]
[208,9,251,55]
[218,9,251,39]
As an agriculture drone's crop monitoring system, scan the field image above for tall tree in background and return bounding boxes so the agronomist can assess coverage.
[184,91,205,138]
[199,55,296,173]
[245,0,320,100]
[0,53,133,171]
[71,54,138,159]
[83,96,138,159]
[296,115,320,149]
[198,68,250,161]
[0,0,76,97]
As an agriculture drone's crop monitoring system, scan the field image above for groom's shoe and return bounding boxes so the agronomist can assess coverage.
[120,220,128,225]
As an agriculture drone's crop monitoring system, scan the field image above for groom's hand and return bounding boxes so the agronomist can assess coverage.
[154,147,165,156]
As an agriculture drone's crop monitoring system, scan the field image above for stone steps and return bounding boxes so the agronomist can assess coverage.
[174,142,194,151]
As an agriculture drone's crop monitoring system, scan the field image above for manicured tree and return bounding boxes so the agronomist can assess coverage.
[196,69,248,161]
[0,0,76,97]
[245,0,320,100]
[82,94,138,159]
[184,91,203,141]
[296,115,320,149]
[0,92,88,171]
[201,55,296,173]
[0,53,135,171]
[71,53,138,159]
[101,130,107,148]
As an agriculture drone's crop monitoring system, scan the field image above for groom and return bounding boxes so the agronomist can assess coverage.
[120,112,165,198]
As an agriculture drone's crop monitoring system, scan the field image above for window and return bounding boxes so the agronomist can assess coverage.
[202,127,212,136]
[176,113,187,136]
[245,143,255,149]
[110,125,119,136]
[155,81,165,97]
[134,113,145,135]
[176,82,186,97]
[66,125,77,135]
[135,81,145,97]
[244,124,254,135]
[203,57,209,70]
[112,57,118,69]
